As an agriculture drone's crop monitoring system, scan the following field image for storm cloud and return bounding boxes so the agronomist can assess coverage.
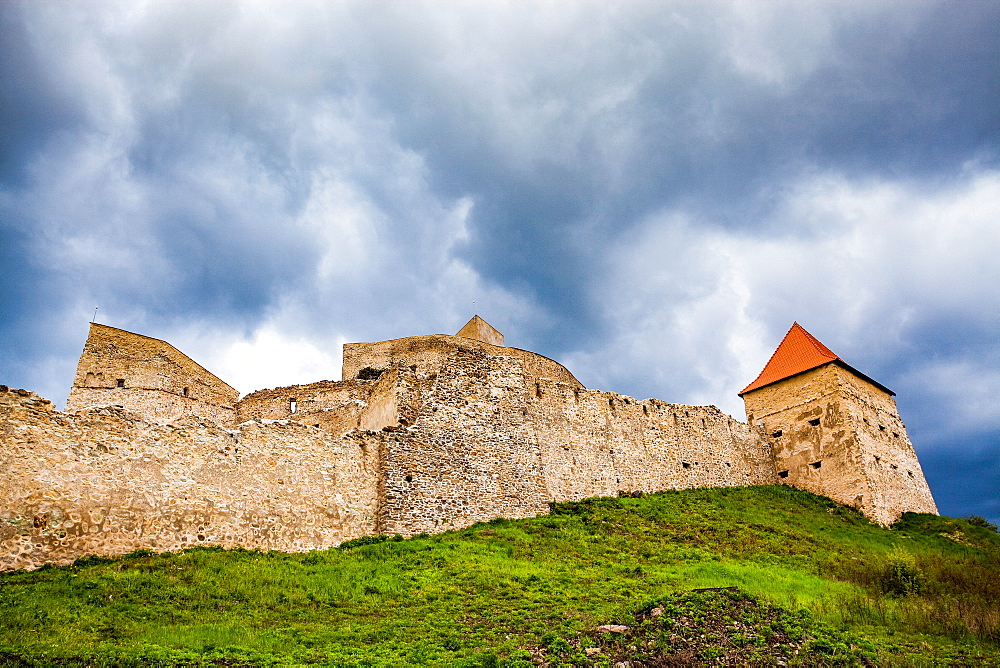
[1,0,997,522]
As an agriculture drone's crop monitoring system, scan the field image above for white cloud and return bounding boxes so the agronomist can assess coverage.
[207,324,344,396]
[571,169,1000,420]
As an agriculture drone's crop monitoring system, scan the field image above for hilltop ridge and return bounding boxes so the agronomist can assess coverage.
[0,485,996,666]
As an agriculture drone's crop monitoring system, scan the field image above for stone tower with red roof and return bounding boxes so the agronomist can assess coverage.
[740,323,937,525]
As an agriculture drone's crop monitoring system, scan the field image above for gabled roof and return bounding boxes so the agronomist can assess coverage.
[739,322,894,396]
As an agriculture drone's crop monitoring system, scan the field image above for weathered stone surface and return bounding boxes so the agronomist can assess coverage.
[1,387,377,571]
[743,364,937,525]
[456,315,505,346]
[1,320,939,571]
[66,324,238,426]
[342,334,583,389]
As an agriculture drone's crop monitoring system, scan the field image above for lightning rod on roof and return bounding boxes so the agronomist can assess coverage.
[92,306,98,323]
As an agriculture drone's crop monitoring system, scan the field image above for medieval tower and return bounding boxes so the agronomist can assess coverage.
[739,322,938,525]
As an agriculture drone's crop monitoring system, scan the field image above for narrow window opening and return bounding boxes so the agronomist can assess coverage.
[405,475,413,483]
[874,456,881,463]
[313,424,320,428]
[808,418,820,426]
[642,405,648,416]
[535,382,542,398]
[289,398,297,413]
[701,418,706,427]
[116,379,125,388]
[778,470,789,478]
[682,462,691,469]
[810,461,822,469]
[891,464,898,470]
[771,429,783,438]
[892,432,899,438]
[609,397,614,408]
[182,387,189,397]
[907,471,914,478]
[879,425,886,431]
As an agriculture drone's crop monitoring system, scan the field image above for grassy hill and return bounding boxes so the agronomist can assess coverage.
[1,485,998,666]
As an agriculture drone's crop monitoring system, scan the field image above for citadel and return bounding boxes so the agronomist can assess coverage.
[1,316,937,571]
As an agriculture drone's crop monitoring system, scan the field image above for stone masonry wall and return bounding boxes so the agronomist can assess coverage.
[376,349,552,535]
[236,379,374,436]
[833,367,937,524]
[377,347,777,536]
[66,324,238,426]
[1,387,379,571]
[742,364,937,525]
[343,335,583,388]
[530,380,778,501]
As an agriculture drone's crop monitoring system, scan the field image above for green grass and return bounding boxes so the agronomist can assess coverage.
[0,485,998,666]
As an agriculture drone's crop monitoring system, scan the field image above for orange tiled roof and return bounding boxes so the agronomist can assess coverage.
[739,322,893,396]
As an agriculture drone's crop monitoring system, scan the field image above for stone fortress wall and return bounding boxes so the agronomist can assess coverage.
[0,387,378,572]
[66,324,238,426]
[1,317,938,570]
[373,346,779,536]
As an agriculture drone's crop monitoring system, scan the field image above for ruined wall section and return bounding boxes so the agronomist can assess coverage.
[236,379,375,436]
[1,387,379,571]
[529,380,777,501]
[66,324,238,426]
[343,335,583,388]
[743,364,937,525]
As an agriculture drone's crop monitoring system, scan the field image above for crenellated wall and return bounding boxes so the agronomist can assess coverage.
[530,380,778,502]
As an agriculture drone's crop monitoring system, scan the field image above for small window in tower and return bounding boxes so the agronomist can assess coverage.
[778,470,789,478]
[808,418,820,426]
[892,432,899,438]
[879,425,886,431]
[810,461,822,469]
[771,429,783,438]
[682,462,691,469]
[907,471,914,478]
[116,379,125,388]
[289,398,297,413]
[183,387,189,397]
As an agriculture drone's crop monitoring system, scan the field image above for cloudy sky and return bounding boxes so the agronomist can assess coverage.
[1,1,997,523]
